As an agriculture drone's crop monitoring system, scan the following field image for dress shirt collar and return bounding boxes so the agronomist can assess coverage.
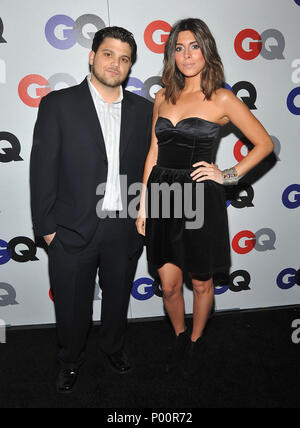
[87,74,123,104]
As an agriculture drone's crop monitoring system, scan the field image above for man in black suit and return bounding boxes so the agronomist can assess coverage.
[30,27,153,394]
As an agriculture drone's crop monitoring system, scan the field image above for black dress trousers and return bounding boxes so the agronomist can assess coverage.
[48,217,140,370]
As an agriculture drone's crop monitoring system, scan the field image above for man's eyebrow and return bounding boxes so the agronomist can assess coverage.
[101,48,131,59]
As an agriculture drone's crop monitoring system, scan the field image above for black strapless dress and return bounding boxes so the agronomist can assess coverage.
[145,116,231,277]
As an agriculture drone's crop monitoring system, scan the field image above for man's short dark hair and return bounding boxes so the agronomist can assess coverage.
[92,26,137,65]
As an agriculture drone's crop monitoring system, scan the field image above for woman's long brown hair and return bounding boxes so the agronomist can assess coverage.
[162,18,225,104]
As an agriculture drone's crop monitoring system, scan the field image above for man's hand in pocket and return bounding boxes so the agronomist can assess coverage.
[44,232,56,246]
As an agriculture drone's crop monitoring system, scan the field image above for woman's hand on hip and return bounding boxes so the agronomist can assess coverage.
[190,161,223,184]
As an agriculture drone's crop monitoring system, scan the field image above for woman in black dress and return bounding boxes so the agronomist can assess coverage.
[136,18,273,373]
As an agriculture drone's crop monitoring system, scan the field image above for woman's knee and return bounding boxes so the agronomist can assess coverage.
[192,279,213,296]
[162,282,182,300]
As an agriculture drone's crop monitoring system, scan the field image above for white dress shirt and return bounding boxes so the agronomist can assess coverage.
[87,74,123,211]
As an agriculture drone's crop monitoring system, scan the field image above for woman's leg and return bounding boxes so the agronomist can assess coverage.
[190,276,214,342]
[158,262,185,335]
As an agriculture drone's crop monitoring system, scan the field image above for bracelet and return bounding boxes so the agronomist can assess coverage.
[222,167,239,185]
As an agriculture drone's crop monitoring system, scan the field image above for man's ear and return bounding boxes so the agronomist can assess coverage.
[89,50,95,67]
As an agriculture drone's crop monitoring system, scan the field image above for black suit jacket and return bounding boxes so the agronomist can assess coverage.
[30,78,153,255]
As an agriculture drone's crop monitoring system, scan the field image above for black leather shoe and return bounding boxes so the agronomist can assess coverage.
[56,368,79,394]
[106,350,132,374]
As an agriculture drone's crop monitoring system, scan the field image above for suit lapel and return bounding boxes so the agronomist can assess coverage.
[77,78,108,161]
[119,91,135,161]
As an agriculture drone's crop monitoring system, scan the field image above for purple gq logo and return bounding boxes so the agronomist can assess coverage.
[45,14,106,49]
[0,240,12,265]
[287,88,300,115]
[131,277,163,301]
[132,277,155,301]
[277,268,300,290]
[282,184,300,209]
[126,76,163,102]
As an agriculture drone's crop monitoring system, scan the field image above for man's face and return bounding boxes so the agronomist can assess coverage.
[89,37,132,88]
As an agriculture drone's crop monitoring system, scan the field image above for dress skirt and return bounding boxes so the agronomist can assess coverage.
[145,165,231,278]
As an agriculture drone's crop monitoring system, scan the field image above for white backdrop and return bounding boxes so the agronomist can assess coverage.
[0,0,300,327]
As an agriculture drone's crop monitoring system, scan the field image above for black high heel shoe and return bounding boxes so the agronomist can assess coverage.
[166,330,190,374]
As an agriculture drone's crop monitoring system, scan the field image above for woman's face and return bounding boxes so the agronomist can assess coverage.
[174,30,205,78]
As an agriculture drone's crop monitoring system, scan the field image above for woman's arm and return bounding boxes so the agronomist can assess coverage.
[136,89,163,236]
[191,89,274,184]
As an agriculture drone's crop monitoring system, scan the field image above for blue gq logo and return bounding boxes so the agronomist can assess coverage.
[0,237,39,265]
[126,76,163,102]
[132,277,155,301]
[45,14,106,49]
[277,268,300,290]
[0,240,12,265]
[282,184,300,209]
[287,88,300,115]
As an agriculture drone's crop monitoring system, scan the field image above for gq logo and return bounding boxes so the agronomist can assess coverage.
[0,132,23,163]
[277,268,300,290]
[227,81,258,110]
[0,18,7,43]
[0,283,18,307]
[287,60,300,115]
[282,184,300,209]
[287,88,300,115]
[131,277,163,301]
[226,183,254,209]
[232,229,276,254]
[45,14,105,49]
[235,29,285,60]
[0,237,39,265]
[214,270,251,295]
[126,76,163,102]
[234,139,251,162]
[144,20,172,53]
[18,74,77,107]
[233,136,280,162]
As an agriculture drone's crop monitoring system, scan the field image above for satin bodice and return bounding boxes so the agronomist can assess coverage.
[155,116,221,169]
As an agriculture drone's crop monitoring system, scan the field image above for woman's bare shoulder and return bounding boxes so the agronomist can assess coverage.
[153,88,167,110]
[213,88,237,105]
[155,88,166,101]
